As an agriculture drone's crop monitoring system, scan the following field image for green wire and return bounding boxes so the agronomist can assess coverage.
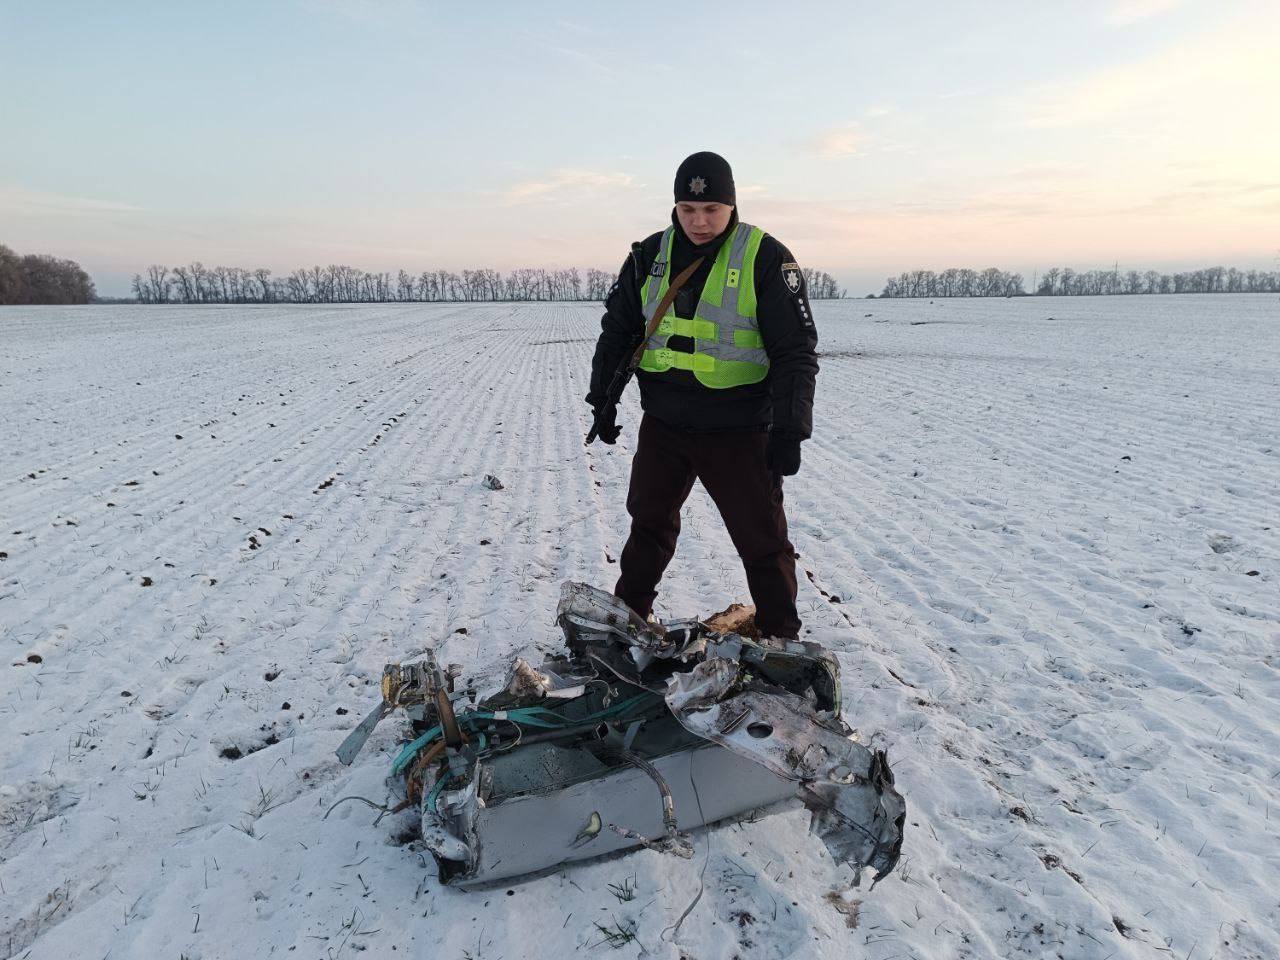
[425,771,454,812]
[391,692,655,775]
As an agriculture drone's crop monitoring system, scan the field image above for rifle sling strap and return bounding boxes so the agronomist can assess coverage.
[629,256,705,369]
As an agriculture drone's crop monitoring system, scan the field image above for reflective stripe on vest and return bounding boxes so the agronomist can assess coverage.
[638,223,769,388]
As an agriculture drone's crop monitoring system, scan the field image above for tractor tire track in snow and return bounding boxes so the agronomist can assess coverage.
[2,297,1278,960]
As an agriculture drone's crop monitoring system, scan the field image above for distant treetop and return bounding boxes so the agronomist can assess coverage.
[0,243,96,305]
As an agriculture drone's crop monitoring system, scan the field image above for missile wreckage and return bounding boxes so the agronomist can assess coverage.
[336,582,905,888]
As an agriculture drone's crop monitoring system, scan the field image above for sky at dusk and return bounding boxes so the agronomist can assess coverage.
[2,0,1277,296]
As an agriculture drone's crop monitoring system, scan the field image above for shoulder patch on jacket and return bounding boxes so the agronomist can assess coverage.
[781,262,803,294]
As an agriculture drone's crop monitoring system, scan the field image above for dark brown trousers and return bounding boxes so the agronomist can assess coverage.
[614,414,801,639]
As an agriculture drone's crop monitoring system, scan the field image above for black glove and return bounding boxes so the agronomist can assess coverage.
[592,404,621,445]
[766,432,802,476]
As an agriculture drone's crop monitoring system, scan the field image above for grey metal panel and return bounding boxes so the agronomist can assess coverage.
[453,744,797,887]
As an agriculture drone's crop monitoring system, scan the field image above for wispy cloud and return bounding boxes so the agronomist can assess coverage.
[1024,64,1169,130]
[531,39,618,76]
[0,185,142,215]
[1001,162,1092,183]
[1021,8,1280,131]
[505,168,636,203]
[512,21,621,77]
[883,190,1079,221]
[1109,179,1280,215]
[1106,0,1183,26]
[805,123,863,159]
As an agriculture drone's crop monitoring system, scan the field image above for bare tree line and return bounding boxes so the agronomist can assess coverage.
[132,261,849,304]
[1035,266,1280,296]
[879,264,1280,298]
[881,268,1025,299]
[802,268,844,299]
[1,243,96,305]
[133,263,612,304]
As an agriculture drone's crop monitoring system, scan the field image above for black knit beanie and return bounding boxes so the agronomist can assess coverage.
[674,151,735,205]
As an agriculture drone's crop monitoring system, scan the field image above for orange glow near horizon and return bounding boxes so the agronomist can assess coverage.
[2,1,1277,295]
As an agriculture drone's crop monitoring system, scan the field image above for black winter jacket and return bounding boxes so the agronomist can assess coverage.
[586,211,819,437]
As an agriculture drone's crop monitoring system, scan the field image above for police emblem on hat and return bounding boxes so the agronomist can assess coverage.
[689,176,707,196]
[782,261,802,293]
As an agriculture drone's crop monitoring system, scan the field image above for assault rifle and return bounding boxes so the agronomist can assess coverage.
[585,251,704,445]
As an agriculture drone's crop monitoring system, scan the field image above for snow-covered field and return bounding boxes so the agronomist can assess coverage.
[2,295,1277,960]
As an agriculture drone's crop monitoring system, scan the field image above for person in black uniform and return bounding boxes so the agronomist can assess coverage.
[586,151,819,640]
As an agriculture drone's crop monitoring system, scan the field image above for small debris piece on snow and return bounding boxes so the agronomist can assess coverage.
[704,602,759,639]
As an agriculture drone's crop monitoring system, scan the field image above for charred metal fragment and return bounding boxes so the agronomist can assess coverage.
[337,580,906,887]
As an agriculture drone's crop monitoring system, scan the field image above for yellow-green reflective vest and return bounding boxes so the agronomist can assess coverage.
[638,222,769,388]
